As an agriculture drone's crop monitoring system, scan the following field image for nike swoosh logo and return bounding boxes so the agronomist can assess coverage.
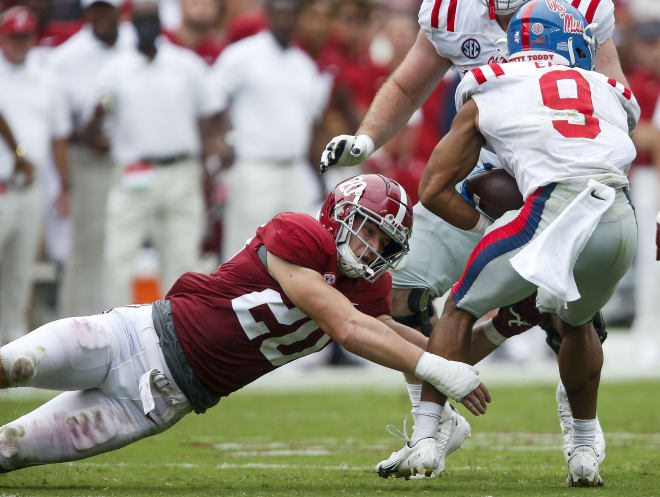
[591,191,605,200]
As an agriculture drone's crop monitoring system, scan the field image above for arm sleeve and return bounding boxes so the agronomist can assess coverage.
[49,81,73,140]
[454,71,480,111]
[590,0,615,44]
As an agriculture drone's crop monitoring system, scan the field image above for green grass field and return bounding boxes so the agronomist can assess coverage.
[1,381,659,497]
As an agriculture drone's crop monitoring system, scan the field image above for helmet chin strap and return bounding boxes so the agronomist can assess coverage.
[337,241,375,279]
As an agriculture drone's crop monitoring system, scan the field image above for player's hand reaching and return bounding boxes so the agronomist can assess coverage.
[414,352,491,414]
[320,134,375,173]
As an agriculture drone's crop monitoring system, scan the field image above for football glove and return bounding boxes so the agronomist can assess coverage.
[319,134,375,173]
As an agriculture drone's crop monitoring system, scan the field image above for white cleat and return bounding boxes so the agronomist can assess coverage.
[443,402,471,456]
[376,437,441,479]
[566,446,604,487]
[556,382,605,463]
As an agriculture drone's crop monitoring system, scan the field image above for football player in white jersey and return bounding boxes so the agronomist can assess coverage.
[375,0,638,486]
[320,0,627,473]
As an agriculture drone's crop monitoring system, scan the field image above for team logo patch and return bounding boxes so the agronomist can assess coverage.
[461,38,481,59]
[324,273,337,286]
[531,22,544,35]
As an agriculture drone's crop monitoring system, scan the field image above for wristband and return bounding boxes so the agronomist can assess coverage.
[468,212,493,235]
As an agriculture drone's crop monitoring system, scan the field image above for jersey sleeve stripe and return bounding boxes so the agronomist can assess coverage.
[489,63,505,77]
[471,67,487,85]
[585,0,601,22]
[431,0,443,29]
[447,0,458,31]
[521,0,540,50]
[606,78,632,100]
[571,0,580,8]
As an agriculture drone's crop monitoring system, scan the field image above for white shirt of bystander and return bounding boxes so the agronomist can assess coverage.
[208,31,330,163]
[47,23,136,132]
[91,38,221,166]
[0,53,71,181]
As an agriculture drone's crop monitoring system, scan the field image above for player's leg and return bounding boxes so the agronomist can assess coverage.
[0,306,192,471]
[0,385,188,471]
[378,204,478,478]
[540,189,637,486]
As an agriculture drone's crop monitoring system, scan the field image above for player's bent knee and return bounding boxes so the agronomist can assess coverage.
[0,424,25,472]
[0,352,35,387]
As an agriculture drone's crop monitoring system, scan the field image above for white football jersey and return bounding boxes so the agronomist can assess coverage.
[456,61,640,199]
[418,0,614,77]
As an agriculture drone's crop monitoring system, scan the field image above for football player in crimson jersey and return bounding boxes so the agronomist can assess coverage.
[0,174,489,474]
[321,0,626,472]
[378,1,638,486]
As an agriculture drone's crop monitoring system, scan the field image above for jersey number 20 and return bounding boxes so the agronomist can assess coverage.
[539,70,601,139]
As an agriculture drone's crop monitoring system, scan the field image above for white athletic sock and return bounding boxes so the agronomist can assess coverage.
[571,418,597,452]
[410,401,443,445]
[407,383,423,421]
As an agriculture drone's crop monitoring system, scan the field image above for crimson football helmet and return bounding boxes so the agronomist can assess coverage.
[318,174,413,283]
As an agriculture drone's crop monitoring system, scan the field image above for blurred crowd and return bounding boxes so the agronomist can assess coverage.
[0,0,658,359]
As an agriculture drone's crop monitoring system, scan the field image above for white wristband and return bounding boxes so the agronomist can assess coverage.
[483,319,507,346]
[469,212,493,235]
[414,351,481,401]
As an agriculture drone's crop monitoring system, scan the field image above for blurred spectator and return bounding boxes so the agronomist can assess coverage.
[163,0,225,65]
[18,0,82,49]
[626,20,660,359]
[49,0,135,316]
[0,6,71,344]
[209,0,330,261]
[86,0,221,307]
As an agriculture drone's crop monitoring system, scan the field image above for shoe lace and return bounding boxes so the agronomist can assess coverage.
[385,415,411,444]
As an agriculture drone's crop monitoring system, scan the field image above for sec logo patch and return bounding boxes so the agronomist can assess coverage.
[324,273,337,286]
[461,38,481,59]
[531,22,544,35]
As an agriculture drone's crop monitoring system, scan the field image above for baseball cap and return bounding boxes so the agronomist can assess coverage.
[0,6,37,35]
[80,0,122,9]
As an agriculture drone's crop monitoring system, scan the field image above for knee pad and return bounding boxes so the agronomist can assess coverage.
[392,288,435,336]
[1,353,35,387]
[542,311,608,355]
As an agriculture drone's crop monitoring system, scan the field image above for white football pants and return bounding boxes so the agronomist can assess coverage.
[0,305,191,472]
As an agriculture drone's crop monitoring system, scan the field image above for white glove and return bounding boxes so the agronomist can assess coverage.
[414,352,481,401]
[319,134,375,173]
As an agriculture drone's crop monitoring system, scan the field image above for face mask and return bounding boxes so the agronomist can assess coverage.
[133,15,160,48]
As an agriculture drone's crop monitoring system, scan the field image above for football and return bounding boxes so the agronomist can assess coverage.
[464,168,524,220]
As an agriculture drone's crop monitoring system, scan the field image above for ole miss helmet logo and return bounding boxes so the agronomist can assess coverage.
[461,38,481,59]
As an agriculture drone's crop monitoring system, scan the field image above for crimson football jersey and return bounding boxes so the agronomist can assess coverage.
[167,212,392,397]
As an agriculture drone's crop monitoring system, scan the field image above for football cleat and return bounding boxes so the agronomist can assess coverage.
[441,403,471,457]
[556,382,605,464]
[566,446,604,487]
[376,437,441,479]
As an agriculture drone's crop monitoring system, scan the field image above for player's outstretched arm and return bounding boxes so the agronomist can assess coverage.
[418,99,485,231]
[267,251,487,405]
[320,32,451,173]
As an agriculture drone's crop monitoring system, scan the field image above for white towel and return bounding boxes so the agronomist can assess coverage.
[510,180,615,303]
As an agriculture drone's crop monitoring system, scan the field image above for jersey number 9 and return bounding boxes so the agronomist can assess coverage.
[539,70,601,140]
